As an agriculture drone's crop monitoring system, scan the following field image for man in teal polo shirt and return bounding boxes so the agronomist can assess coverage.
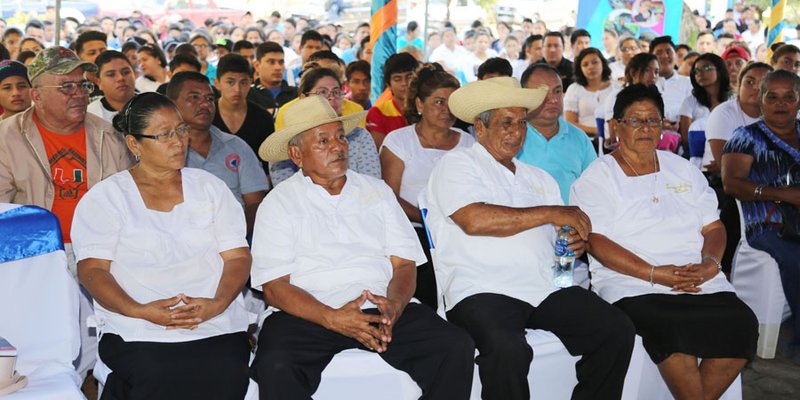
[516,63,596,204]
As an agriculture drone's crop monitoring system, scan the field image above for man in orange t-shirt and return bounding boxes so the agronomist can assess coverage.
[0,46,133,379]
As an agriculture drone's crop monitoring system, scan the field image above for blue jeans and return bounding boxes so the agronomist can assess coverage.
[750,229,800,345]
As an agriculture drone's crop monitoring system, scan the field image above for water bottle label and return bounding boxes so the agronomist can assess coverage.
[554,239,570,257]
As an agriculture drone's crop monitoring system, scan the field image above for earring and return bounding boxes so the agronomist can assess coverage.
[134,154,140,162]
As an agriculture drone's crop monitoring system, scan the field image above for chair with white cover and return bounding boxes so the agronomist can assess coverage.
[0,204,84,400]
[730,199,791,359]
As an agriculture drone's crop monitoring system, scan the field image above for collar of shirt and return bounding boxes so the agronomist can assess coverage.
[526,116,569,142]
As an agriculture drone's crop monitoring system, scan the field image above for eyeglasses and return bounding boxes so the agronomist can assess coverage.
[620,46,639,53]
[763,92,799,105]
[307,87,345,99]
[135,124,190,142]
[778,58,800,70]
[36,80,95,95]
[617,117,663,129]
[694,65,716,74]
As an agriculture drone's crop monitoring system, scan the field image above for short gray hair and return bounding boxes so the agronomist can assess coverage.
[759,69,800,100]
[476,109,495,128]
[287,131,306,148]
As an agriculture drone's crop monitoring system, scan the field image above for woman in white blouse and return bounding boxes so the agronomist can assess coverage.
[134,45,169,93]
[678,53,731,151]
[71,93,252,399]
[564,47,616,145]
[380,64,474,308]
[571,84,757,400]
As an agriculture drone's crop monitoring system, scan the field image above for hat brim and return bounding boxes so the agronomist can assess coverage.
[29,60,98,82]
[448,81,548,123]
[259,111,368,163]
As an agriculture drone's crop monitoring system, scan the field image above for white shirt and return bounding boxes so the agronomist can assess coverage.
[569,152,734,304]
[250,171,427,314]
[679,95,711,122]
[70,168,250,342]
[656,73,692,123]
[703,97,760,167]
[609,60,625,81]
[511,59,529,81]
[598,84,624,137]
[459,49,499,82]
[426,143,562,311]
[429,44,470,73]
[87,98,118,125]
[380,125,474,207]
[134,76,164,93]
[563,82,619,128]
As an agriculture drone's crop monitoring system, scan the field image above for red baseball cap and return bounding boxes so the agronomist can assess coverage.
[721,46,750,61]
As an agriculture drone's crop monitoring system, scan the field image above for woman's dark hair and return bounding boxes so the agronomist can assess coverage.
[737,62,773,87]
[16,50,36,64]
[298,67,341,95]
[770,43,800,65]
[137,44,167,68]
[613,84,665,120]
[624,53,657,86]
[0,43,9,61]
[689,53,731,109]
[95,50,133,72]
[404,63,460,124]
[113,92,177,138]
[574,48,611,86]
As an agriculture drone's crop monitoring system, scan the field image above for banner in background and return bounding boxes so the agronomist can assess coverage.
[370,0,397,102]
[576,0,683,52]
[767,0,786,59]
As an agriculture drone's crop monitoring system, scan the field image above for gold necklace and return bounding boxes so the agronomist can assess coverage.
[619,151,660,204]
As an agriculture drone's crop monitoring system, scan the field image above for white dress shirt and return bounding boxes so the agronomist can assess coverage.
[250,170,427,314]
[656,73,692,123]
[425,143,562,311]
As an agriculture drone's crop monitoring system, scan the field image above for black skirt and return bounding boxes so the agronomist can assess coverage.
[614,292,758,364]
[99,332,251,400]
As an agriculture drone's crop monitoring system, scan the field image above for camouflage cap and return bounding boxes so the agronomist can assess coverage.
[27,46,98,83]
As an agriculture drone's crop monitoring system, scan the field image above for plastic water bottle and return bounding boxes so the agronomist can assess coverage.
[553,226,575,288]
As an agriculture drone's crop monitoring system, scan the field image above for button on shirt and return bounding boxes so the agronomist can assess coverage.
[425,143,563,311]
[186,126,269,205]
[250,170,427,313]
[516,117,596,205]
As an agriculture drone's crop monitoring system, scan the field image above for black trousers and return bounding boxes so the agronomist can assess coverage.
[99,332,251,400]
[413,225,438,310]
[251,303,475,400]
[447,287,635,400]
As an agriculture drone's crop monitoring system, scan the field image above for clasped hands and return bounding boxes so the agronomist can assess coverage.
[135,293,226,330]
[325,290,404,353]
[651,259,720,293]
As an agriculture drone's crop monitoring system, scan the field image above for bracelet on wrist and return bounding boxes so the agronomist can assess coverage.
[702,255,722,271]
[649,265,655,287]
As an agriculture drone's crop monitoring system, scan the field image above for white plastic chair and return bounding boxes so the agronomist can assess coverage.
[730,199,791,359]
[0,204,84,400]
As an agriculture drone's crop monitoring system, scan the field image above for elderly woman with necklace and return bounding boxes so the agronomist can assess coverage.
[571,84,757,400]
[380,63,474,309]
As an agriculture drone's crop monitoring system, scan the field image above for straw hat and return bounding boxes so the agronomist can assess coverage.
[258,96,367,162]
[448,76,548,123]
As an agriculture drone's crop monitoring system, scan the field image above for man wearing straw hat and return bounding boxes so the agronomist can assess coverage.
[425,77,635,400]
[249,96,475,399]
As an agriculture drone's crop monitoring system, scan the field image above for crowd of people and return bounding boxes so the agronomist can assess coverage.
[0,3,799,400]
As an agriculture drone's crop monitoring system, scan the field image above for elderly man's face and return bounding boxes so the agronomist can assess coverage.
[289,121,349,181]
[31,69,90,126]
[525,70,563,121]
[475,107,528,165]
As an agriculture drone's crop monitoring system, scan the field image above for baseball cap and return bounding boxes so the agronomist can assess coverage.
[721,46,750,61]
[27,46,98,83]
[0,61,29,85]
